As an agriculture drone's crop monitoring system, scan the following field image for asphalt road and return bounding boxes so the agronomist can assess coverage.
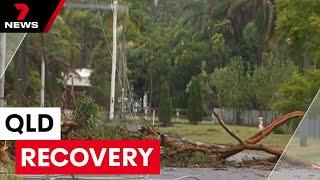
[19,168,270,180]
[9,167,320,180]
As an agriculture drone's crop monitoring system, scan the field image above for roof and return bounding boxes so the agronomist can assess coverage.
[66,68,92,87]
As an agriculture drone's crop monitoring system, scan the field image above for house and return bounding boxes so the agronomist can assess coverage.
[63,68,92,111]
[65,68,92,91]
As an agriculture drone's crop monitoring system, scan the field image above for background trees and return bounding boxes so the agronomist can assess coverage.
[276,0,320,67]
[272,70,320,113]
[4,0,319,122]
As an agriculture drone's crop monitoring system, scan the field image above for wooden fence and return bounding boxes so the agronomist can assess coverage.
[297,116,320,139]
[127,106,279,127]
[306,118,320,138]
[212,108,278,126]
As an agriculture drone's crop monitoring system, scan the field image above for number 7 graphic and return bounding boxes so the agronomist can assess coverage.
[14,3,29,21]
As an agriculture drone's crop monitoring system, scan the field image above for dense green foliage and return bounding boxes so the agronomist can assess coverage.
[187,77,203,124]
[158,81,172,126]
[272,0,320,112]
[276,0,320,66]
[4,0,320,121]
[272,70,320,113]
[211,57,297,110]
[272,70,320,133]
[76,95,101,121]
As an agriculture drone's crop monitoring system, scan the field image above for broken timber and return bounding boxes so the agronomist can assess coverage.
[137,111,320,170]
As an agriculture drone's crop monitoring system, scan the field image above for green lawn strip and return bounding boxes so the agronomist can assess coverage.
[156,119,290,148]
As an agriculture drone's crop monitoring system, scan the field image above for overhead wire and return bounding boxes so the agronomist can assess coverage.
[95,0,112,57]
[117,35,139,125]
[94,0,138,123]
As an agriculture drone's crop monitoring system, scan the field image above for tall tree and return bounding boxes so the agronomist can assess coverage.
[187,77,203,124]
[158,81,172,127]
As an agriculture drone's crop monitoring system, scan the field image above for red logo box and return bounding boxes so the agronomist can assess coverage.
[15,140,160,174]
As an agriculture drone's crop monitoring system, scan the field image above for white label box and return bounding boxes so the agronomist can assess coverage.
[0,107,61,140]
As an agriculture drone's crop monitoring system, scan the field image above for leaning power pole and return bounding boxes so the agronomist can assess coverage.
[64,0,127,120]
[0,33,6,107]
[109,0,117,120]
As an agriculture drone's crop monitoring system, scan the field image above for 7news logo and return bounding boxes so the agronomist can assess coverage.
[4,3,39,29]
[0,0,65,33]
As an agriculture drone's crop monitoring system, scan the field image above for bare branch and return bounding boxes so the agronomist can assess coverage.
[246,111,304,144]
[133,111,319,170]
[213,112,244,144]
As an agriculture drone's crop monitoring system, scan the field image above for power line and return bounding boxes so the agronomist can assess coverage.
[64,1,120,120]
[64,2,128,11]
[95,0,112,58]
[65,1,137,121]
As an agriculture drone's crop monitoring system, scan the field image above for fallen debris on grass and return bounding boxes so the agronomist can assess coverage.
[1,111,318,171]
[136,111,320,170]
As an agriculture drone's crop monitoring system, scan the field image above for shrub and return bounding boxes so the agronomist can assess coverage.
[187,77,203,124]
[158,81,172,126]
[75,95,101,126]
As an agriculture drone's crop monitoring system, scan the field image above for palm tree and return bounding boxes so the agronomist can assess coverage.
[183,0,215,36]
[227,0,275,63]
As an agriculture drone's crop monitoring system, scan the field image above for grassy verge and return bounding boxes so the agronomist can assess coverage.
[132,116,291,168]
[286,137,320,162]
[154,119,291,149]
[0,163,21,180]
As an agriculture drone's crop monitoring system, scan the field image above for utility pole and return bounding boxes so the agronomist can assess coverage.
[0,33,6,107]
[109,0,117,120]
[40,34,45,107]
[64,1,127,120]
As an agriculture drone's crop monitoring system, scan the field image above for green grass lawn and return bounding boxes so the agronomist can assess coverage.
[152,118,291,149]
[285,137,320,162]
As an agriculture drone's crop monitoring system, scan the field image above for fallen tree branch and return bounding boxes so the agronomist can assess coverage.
[0,141,12,164]
[136,111,320,170]
[245,111,304,144]
[213,112,244,144]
